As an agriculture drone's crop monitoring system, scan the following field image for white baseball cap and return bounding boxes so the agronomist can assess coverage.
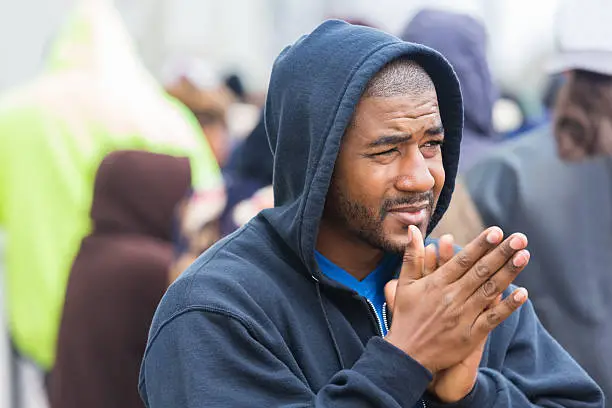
[548,0,612,75]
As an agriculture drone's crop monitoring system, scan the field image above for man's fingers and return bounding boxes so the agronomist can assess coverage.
[384,279,398,312]
[467,249,530,311]
[473,287,528,335]
[439,227,504,283]
[438,234,455,265]
[456,233,528,301]
[399,225,425,283]
[424,244,437,276]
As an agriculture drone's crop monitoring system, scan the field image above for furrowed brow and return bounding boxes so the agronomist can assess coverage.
[367,134,412,148]
[425,125,445,137]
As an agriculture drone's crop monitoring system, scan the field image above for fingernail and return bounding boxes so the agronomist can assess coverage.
[486,228,502,244]
[407,225,413,244]
[513,288,528,302]
[509,234,526,250]
[512,250,530,267]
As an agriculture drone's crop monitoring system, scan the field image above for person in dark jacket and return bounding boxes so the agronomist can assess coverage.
[220,111,274,235]
[139,20,603,407]
[401,9,499,172]
[463,1,612,400]
[49,150,192,408]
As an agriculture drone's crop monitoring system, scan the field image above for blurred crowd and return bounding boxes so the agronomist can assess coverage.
[0,0,611,406]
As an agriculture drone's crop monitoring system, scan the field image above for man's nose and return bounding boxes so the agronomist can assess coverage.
[394,150,435,193]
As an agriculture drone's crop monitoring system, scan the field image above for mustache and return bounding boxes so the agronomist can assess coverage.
[380,191,434,220]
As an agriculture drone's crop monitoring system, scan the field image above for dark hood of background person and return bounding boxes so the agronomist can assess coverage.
[224,110,273,187]
[224,73,247,102]
[401,9,499,172]
[89,150,192,240]
[50,151,192,408]
[220,110,274,235]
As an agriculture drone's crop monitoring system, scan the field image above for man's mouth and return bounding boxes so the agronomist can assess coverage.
[386,203,429,226]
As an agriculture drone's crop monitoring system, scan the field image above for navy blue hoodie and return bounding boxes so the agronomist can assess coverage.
[139,21,603,407]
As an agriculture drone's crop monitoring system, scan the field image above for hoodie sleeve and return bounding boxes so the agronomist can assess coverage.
[423,299,604,408]
[140,309,432,408]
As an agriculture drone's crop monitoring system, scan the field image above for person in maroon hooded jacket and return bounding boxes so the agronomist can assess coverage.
[48,150,207,408]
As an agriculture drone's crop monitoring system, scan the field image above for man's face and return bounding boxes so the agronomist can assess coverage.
[323,90,445,255]
[554,71,612,161]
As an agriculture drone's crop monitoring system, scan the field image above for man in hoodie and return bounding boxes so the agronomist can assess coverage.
[140,21,603,407]
[465,0,612,399]
[49,151,195,408]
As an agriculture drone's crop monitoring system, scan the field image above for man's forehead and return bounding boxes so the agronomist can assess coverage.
[353,91,441,123]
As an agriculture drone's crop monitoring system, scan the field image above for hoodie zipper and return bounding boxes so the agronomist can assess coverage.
[382,302,389,333]
[375,301,427,408]
[365,298,384,336]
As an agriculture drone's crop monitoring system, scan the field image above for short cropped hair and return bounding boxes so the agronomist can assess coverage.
[363,58,435,98]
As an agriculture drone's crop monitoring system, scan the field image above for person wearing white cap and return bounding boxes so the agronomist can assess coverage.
[465,0,612,399]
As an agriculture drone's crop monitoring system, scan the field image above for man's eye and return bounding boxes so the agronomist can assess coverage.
[372,148,399,157]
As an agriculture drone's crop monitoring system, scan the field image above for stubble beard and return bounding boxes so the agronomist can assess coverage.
[328,183,434,255]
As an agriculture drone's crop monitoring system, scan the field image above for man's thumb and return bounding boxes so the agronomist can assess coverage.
[384,279,398,312]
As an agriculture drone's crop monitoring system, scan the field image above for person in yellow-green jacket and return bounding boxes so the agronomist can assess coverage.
[0,0,224,372]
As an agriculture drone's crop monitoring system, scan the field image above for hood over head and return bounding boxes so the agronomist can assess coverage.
[401,9,496,139]
[262,20,463,278]
[91,150,191,241]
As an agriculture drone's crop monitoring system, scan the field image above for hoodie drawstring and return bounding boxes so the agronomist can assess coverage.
[315,281,346,369]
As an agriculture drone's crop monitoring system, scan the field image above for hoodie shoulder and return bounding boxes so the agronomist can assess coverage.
[150,218,303,331]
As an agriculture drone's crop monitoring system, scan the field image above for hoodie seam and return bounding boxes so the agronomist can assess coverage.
[140,306,261,391]
[182,224,254,302]
[140,305,315,392]
[144,305,261,362]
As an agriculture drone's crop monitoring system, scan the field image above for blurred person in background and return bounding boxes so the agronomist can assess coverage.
[169,111,273,276]
[224,73,248,103]
[164,58,235,167]
[49,151,218,408]
[139,20,602,407]
[465,0,612,398]
[220,111,274,235]
[0,0,223,378]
